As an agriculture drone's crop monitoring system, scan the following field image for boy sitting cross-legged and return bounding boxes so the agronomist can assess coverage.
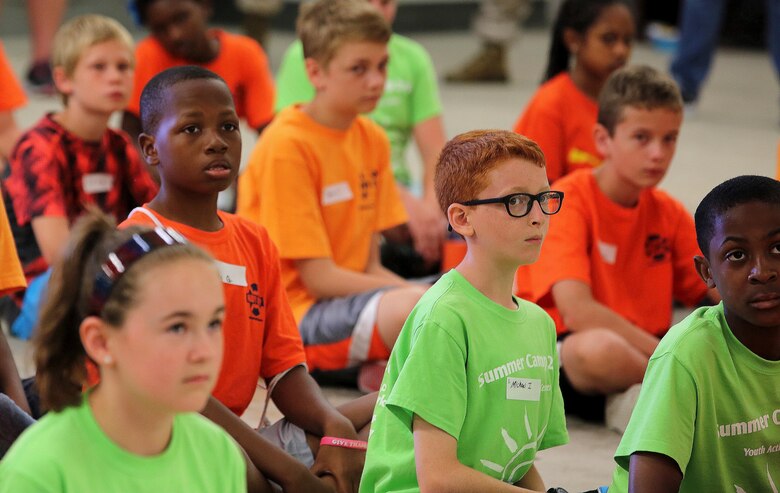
[237,0,427,391]
[121,65,374,493]
[523,65,716,427]
[360,130,569,492]
[610,175,780,492]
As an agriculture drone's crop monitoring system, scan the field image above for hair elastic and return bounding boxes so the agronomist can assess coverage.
[89,226,188,315]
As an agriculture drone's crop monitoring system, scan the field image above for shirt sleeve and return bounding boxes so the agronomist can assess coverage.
[613,352,696,475]
[6,131,66,223]
[529,193,592,305]
[257,229,308,378]
[274,41,315,112]
[539,316,569,450]
[408,43,442,126]
[127,40,158,117]
[386,320,468,440]
[0,43,27,112]
[514,102,565,183]
[670,204,709,306]
[238,39,276,129]
[372,130,408,232]
[0,190,26,296]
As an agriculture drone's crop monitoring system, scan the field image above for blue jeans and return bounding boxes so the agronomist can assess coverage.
[670,0,780,102]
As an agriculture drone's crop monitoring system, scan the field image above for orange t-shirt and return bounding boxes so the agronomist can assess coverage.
[514,73,601,184]
[0,189,25,296]
[119,206,306,416]
[0,42,27,112]
[127,29,275,129]
[237,106,408,321]
[525,169,708,337]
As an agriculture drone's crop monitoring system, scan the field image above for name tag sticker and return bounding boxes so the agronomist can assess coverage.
[507,377,541,401]
[82,173,114,194]
[597,241,617,265]
[322,182,353,206]
[215,260,247,287]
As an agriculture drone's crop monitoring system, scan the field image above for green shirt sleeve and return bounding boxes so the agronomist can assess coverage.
[274,40,315,112]
[610,353,697,492]
[386,319,468,440]
[405,38,442,126]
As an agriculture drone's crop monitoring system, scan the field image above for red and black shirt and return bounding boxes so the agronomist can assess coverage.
[2,114,158,282]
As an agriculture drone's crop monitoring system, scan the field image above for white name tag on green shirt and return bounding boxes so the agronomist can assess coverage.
[506,377,541,401]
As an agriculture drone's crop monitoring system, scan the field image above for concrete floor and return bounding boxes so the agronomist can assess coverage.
[3,8,778,492]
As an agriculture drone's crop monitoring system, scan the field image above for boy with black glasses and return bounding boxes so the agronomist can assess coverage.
[360,129,569,492]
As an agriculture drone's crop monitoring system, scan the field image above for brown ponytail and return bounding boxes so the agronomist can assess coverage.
[33,208,212,412]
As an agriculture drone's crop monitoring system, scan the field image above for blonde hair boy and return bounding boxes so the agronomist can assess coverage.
[238,0,425,388]
[2,14,156,341]
[297,0,391,66]
[52,15,134,103]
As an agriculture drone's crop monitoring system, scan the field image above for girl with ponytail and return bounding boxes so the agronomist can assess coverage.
[513,0,635,183]
[0,209,246,492]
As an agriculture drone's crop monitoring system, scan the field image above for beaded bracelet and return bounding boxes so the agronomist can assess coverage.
[320,436,368,451]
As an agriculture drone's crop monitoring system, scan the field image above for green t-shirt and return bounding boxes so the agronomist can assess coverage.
[359,269,568,493]
[0,396,246,492]
[610,304,780,492]
[275,34,442,187]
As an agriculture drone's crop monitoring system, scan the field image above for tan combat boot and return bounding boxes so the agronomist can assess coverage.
[445,42,508,83]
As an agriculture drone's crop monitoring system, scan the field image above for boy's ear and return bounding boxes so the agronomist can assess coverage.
[79,316,115,368]
[52,66,72,96]
[593,123,612,157]
[694,255,716,289]
[304,57,325,91]
[138,133,160,166]
[447,203,474,238]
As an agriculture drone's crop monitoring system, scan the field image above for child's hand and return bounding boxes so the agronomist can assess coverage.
[284,472,336,493]
[311,446,365,493]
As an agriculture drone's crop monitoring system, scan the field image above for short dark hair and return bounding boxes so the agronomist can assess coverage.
[598,65,682,135]
[139,65,226,135]
[544,0,632,82]
[695,175,780,257]
[129,0,208,26]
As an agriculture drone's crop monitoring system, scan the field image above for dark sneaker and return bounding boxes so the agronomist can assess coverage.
[445,43,508,83]
[26,61,55,95]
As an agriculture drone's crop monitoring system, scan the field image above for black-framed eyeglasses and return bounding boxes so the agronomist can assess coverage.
[89,227,188,315]
[463,191,564,218]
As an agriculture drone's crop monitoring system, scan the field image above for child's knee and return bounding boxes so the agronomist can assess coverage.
[562,329,634,377]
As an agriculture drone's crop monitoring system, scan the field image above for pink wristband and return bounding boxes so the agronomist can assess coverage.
[320,436,368,451]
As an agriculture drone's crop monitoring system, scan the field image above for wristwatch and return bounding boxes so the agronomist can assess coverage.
[547,488,570,493]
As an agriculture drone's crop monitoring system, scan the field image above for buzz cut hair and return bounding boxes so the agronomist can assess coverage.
[139,65,227,135]
[695,175,780,258]
[598,65,683,135]
[435,130,546,215]
[297,0,391,68]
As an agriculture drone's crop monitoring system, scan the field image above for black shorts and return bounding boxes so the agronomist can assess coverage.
[557,333,606,423]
